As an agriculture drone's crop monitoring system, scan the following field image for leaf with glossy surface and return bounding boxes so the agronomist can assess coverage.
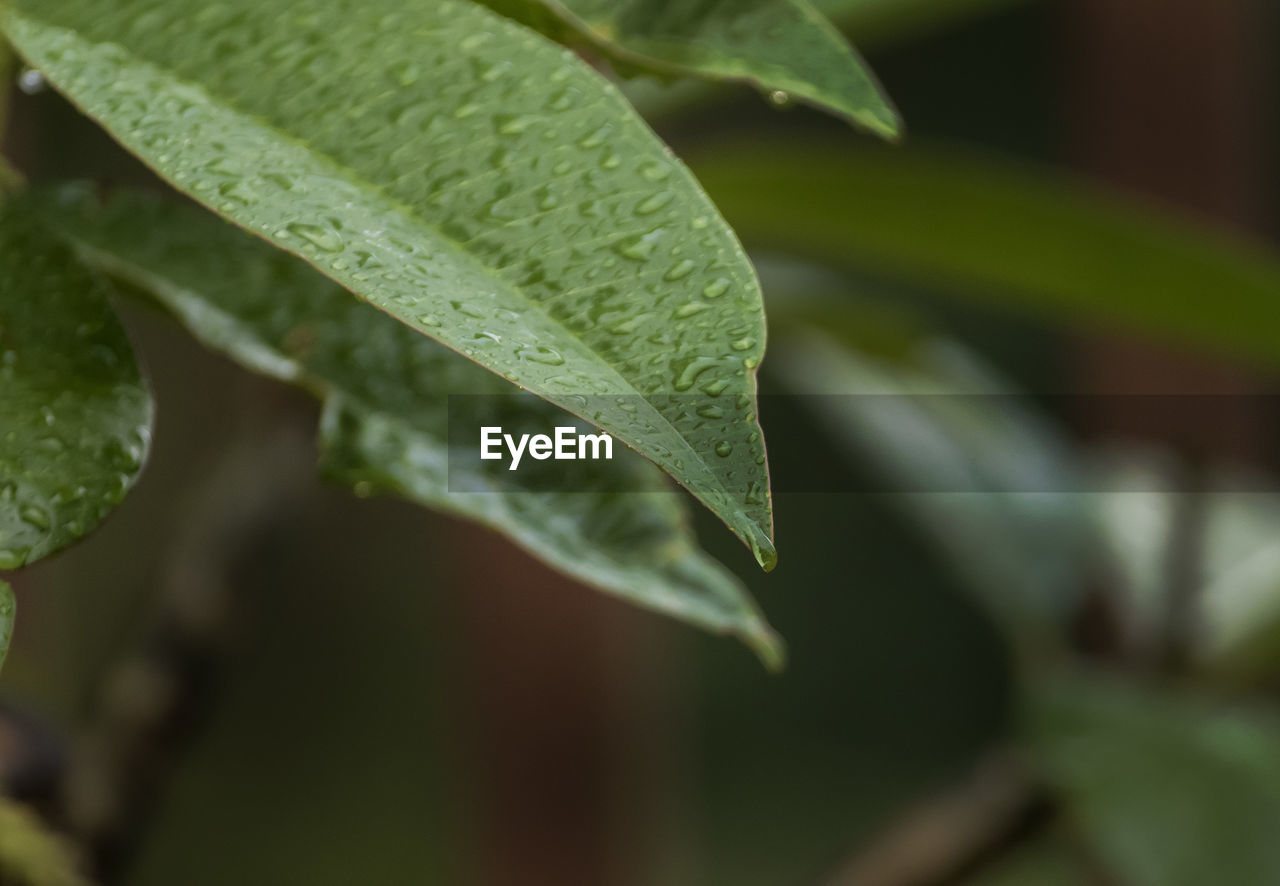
[5,0,775,569]
[1028,673,1280,886]
[0,211,152,572]
[486,0,900,137]
[40,187,782,666]
[694,141,1280,368]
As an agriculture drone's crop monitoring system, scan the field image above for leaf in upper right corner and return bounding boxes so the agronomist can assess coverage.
[489,0,901,138]
[1026,673,1280,886]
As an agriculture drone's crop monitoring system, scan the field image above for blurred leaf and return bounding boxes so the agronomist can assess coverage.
[5,0,776,570]
[0,580,11,674]
[770,330,1090,649]
[486,0,900,137]
[693,142,1280,368]
[1089,457,1280,680]
[1196,492,1280,680]
[1028,673,1280,886]
[40,187,782,667]
[0,797,89,886]
[0,211,152,572]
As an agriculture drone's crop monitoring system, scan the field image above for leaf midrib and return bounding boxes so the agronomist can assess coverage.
[7,11,757,539]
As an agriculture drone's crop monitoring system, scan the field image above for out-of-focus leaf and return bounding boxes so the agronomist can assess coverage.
[693,142,1280,368]
[1196,492,1280,679]
[0,796,89,886]
[0,580,12,674]
[1089,456,1280,679]
[6,0,776,570]
[770,331,1090,648]
[0,211,152,572]
[1028,673,1280,886]
[486,0,900,137]
[40,187,782,667]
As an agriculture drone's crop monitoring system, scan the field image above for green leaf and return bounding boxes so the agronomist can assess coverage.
[485,0,900,137]
[39,186,782,667]
[4,0,776,571]
[0,209,152,572]
[1027,673,1280,886]
[0,580,12,674]
[692,141,1280,368]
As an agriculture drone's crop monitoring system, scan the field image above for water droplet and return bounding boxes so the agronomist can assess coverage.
[639,162,670,182]
[614,228,665,262]
[697,405,724,419]
[664,260,696,281]
[731,337,755,351]
[517,345,566,366]
[634,192,674,216]
[17,68,45,95]
[702,278,731,299]
[715,441,734,457]
[389,60,420,86]
[0,548,28,570]
[769,90,791,107]
[672,357,720,391]
[417,314,441,327]
[287,222,344,253]
[19,503,50,531]
[673,302,709,319]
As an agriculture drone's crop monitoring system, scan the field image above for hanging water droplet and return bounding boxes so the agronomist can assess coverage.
[17,68,46,95]
[768,90,791,107]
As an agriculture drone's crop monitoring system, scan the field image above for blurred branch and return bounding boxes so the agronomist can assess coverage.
[59,420,314,881]
[827,752,1049,886]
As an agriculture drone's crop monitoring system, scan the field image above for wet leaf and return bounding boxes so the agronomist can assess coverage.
[694,141,1280,369]
[40,186,782,667]
[5,0,776,570]
[0,210,152,572]
[485,0,900,137]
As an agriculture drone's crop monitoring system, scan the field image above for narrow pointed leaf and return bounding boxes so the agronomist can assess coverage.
[5,0,776,569]
[39,187,782,666]
[485,0,900,137]
[0,210,152,572]
[694,141,1280,368]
